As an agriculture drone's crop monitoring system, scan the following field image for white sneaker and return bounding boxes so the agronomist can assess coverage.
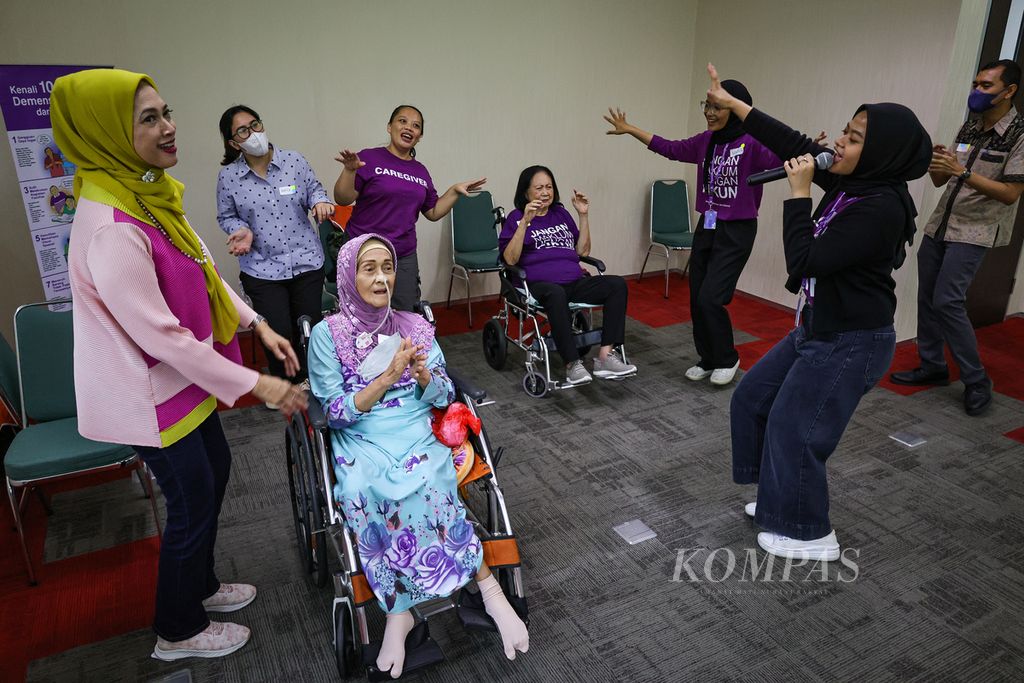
[593,351,637,379]
[685,365,712,381]
[264,401,279,411]
[710,360,740,386]
[152,621,251,661]
[202,583,257,613]
[757,530,840,562]
[744,502,756,518]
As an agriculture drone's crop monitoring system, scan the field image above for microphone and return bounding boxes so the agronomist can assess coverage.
[746,151,834,186]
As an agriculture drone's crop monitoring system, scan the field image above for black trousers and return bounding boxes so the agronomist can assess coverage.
[134,413,231,641]
[529,274,629,364]
[688,218,757,369]
[240,266,325,380]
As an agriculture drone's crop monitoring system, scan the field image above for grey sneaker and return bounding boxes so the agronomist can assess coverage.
[565,360,593,385]
[593,351,637,379]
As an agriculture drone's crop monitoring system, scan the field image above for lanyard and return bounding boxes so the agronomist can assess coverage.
[705,144,727,208]
[796,191,865,324]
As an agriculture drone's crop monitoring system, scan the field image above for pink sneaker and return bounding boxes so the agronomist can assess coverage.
[152,621,251,661]
[202,583,257,613]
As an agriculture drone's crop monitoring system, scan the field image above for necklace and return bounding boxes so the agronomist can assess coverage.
[134,196,208,265]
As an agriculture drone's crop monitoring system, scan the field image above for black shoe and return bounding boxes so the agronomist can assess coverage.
[964,379,993,416]
[889,367,950,386]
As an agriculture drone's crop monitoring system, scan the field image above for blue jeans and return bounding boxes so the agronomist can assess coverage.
[730,310,895,540]
[134,412,232,641]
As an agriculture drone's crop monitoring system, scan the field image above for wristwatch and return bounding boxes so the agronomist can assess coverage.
[248,314,267,331]
[959,168,972,181]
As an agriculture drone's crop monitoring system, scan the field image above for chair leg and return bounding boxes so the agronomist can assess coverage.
[466,273,473,328]
[137,462,163,539]
[446,267,456,309]
[135,467,150,499]
[7,478,36,585]
[638,244,655,282]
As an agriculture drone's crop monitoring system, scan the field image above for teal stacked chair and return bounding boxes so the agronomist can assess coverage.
[446,191,505,327]
[4,301,161,585]
[638,179,694,298]
[0,331,20,434]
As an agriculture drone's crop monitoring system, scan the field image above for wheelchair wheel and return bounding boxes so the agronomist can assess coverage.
[572,310,593,358]
[522,371,548,398]
[334,600,359,678]
[285,425,313,574]
[482,319,507,370]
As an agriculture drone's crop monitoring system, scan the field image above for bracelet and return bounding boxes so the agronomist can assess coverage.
[249,314,267,331]
[959,169,972,181]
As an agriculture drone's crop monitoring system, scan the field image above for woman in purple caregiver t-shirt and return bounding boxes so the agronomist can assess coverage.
[333,105,486,311]
[500,165,637,387]
[604,81,783,387]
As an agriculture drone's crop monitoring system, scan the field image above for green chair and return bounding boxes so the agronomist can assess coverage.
[0,332,20,434]
[5,301,161,585]
[638,179,694,298]
[446,191,504,327]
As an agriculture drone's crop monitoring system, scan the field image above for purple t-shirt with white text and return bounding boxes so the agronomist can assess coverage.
[347,147,439,257]
[499,205,586,285]
[648,132,779,221]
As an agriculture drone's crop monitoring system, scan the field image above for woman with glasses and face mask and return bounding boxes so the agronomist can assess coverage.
[604,86,782,387]
[216,105,334,403]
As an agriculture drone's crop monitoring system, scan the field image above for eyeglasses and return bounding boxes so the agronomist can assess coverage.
[232,119,264,141]
[699,101,722,114]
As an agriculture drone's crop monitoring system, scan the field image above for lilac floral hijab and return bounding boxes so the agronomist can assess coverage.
[326,233,434,383]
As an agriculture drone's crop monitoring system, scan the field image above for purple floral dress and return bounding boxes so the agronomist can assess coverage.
[307,323,483,613]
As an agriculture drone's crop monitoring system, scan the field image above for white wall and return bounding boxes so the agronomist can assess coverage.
[0,0,699,341]
[685,0,990,339]
[0,0,999,344]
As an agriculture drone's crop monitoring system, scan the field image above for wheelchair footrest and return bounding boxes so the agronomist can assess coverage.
[456,587,530,632]
[362,620,445,681]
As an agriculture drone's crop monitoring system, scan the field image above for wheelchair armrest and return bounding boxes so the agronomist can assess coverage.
[579,255,606,273]
[306,394,328,431]
[447,367,487,402]
[502,262,527,281]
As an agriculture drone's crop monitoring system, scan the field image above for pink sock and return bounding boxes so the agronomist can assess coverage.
[376,610,415,679]
[478,574,529,660]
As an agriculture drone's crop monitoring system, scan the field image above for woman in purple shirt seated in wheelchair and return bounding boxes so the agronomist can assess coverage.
[499,165,637,386]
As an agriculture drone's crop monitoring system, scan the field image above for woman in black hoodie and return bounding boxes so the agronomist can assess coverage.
[705,64,932,561]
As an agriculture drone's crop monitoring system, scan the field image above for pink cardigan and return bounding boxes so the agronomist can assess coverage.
[68,186,260,447]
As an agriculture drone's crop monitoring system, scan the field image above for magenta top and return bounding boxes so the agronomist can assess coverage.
[346,147,439,258]
[68,185,260,447]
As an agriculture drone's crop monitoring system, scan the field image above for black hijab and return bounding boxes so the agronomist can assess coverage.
[833,103,932,267]
[703,80,753,191]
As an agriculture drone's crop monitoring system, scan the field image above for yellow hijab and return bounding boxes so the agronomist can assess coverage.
[50,68,239,344]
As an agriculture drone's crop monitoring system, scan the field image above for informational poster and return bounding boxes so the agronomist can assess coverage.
[0,65,107,307]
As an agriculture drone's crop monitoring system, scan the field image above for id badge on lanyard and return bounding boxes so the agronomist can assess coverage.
[705,209,717,230]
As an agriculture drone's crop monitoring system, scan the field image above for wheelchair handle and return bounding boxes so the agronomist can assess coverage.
[447,367,487,402]
[298,315,313,340]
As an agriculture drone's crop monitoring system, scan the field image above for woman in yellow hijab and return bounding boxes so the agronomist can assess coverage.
[51,68,307,661]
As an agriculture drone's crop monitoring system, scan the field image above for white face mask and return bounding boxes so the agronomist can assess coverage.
[357,332,402,380]
[238,131,269,156]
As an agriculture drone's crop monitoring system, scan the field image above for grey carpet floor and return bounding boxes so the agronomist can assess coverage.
[26,318,1024,682]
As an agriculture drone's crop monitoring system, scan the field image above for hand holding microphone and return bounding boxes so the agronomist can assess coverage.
[784,154,818,198]
[747,151,834,186]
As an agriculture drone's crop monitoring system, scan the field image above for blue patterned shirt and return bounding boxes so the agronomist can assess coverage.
[216,147,331,280]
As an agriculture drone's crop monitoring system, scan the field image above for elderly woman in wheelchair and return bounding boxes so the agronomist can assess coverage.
[307,233,528,679]
[495,164,636,390]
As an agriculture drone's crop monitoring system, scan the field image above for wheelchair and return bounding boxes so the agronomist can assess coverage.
[285,306,528,681]
[481,259,636,398]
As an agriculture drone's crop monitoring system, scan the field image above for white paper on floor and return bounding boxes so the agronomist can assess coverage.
[613,519,657,544]
[889,431,927,448]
